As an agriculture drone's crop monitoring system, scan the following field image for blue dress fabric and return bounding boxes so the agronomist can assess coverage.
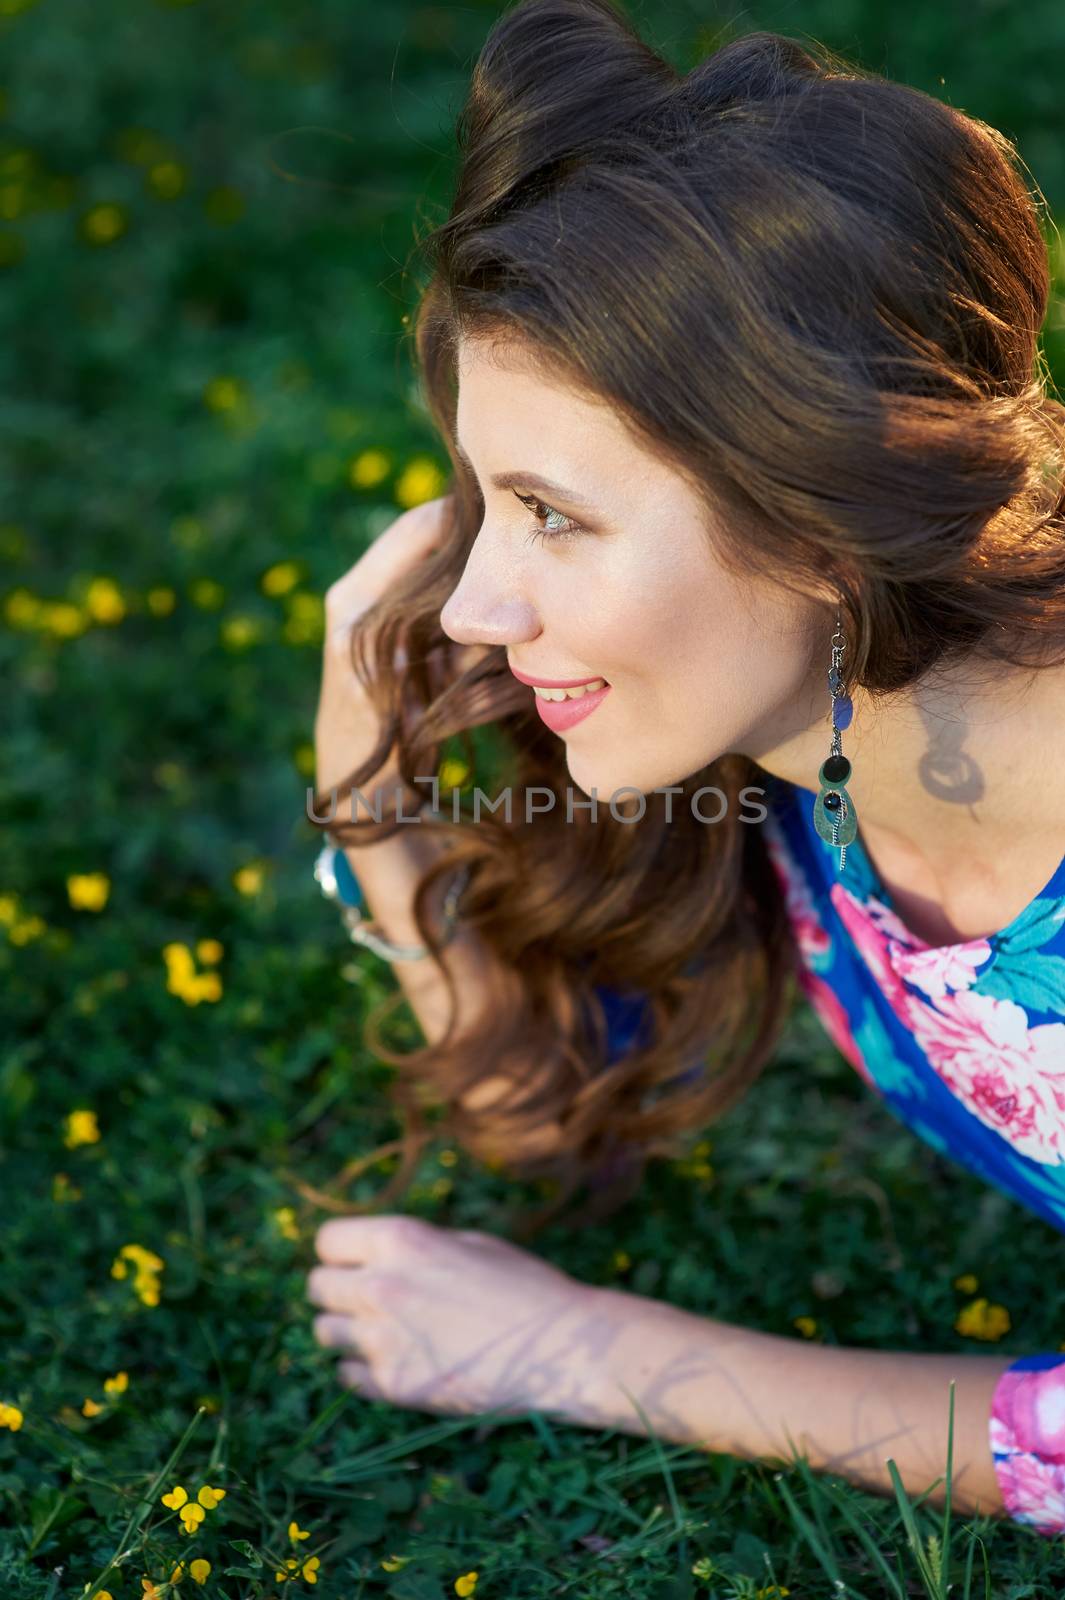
[594,772,1065,1535]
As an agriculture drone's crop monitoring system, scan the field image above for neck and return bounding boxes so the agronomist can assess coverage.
[753,651,1065,883]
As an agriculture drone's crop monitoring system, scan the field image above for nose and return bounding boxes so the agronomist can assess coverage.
[439,526,540,651]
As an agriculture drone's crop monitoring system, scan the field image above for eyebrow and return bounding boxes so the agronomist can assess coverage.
[452,437,595,510]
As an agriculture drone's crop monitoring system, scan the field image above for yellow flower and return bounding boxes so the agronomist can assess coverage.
[189,1560,211,1584]
[113,1244,165,1307]
[63,1109,100,1148]
[179,1502,206,1533]
[141,1580,165,1599]
[147,586,177,616]
[438,757,469,791]
[0,1403,24,1430]
[84,577,126,623]
[67,872,110,911]
[163,943,223,1005]
[41,601,90,637]
[81,202,127,246]
[381,1555,411,1572]
[103,1371,129,1396]
[275,1558,300,1581]
[203,376,244,414]
[261,561,301,597]
[122,1244,165,1270]
[0,893,18,924]
[281,590,323,647]
[955,1297,1011,1341]
[289,1519,310,1543]
[221,614,262,650]
[195,938,223,966]
[953,1272,979,1293]
[454,1571,478,1597]
[82,1397,103,1417]
[9,914,47,944]
[755,1588,791,1599]
[163,942,195,980]
[161,1484,188,1509]
[189,577,224,610]
[274,1207,300,1241]
[232,862,265,896]
[394,456,446,508]
[3,587,41,627]
[293,743,315,779]
[793,1316,818,1338]
[146,160,187,199]
[302,1556,321,1584]
[197,1483,226,1508]
[348,448,390,489]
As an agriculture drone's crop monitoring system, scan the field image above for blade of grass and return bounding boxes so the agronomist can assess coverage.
[771,1467,870,1599]
[819,1486,908,1598]
[885,1457,939,1596]
[961,1528,991,1600]
[612,1381,685,1535]
[941,1380,954,1594]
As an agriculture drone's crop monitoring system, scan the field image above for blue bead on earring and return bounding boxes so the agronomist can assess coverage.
[812,606,857,873]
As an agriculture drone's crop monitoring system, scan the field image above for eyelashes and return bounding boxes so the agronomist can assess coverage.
[513,491,585,547]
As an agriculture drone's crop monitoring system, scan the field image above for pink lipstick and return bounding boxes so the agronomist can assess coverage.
[508,664,611,733]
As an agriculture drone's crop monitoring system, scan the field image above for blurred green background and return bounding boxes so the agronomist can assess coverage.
[3,0,1065,1595]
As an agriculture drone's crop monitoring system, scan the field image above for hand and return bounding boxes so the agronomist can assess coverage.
[315,495,489,803]
[306,1214,614,1424]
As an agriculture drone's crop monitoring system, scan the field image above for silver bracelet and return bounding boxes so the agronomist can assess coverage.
[314,812,471,964]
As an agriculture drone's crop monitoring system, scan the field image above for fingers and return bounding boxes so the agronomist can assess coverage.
[314,1213,429,1265]
[337,1359,386,1398]
[307,1264,374,1313]
[326,495,454,619]
[312,1312,360,1349]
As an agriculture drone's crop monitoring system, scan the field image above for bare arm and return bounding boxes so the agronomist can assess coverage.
[581,1285,1012,1518]
[332,802,508,1050]
[315,496,514,1058]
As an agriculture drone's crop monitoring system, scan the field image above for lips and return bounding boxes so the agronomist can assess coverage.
[530,681,611,733]
[508,665,607,689]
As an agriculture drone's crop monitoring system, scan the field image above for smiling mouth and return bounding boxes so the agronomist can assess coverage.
[529,677,608,702]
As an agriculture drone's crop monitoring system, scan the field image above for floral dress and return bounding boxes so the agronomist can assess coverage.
[597,772,1065,1536]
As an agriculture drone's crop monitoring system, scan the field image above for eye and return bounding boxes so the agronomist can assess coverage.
[513,491,585,546]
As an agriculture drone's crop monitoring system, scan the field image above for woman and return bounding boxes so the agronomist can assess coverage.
[305,0,1065,1536]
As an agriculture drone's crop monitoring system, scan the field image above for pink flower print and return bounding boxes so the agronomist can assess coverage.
[797,967,877,1088]
[763,823,831,966]
[829,884,916,1014]
[909,989,1065,1163]
[993,1451,1065,1534]
[889,939,992,1001]
[993,1363,1065,1466]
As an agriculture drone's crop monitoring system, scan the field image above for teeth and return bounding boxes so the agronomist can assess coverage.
[532,678,606,702]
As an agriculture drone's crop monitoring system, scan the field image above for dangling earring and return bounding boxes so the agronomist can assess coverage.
[813,604,857,873]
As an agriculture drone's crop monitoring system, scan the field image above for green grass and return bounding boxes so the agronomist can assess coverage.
[3,0,1065,1593]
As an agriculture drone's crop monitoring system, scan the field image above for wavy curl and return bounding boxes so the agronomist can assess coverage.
[306,0,1065,1241]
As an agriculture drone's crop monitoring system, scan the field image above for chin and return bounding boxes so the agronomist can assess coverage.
[564,753,654,814]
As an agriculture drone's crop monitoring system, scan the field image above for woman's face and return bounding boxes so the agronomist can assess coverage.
[439,335,827,803]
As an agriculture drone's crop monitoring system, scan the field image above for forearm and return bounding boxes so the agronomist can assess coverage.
[336,798,504,1050]
[584,1286,1013,1520]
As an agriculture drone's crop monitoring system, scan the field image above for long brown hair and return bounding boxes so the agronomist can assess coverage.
[305,0,1065,1242]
